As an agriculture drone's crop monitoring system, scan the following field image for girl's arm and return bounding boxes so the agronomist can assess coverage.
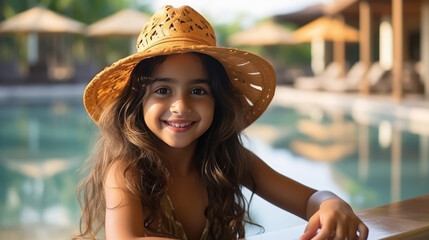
[245,150,315,219]
[246,150,368,240]
[104,162,176,240]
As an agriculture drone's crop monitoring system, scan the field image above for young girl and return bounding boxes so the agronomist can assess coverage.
[76,5,368,240]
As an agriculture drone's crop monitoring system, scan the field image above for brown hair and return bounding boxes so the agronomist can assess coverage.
[75,53,257,239]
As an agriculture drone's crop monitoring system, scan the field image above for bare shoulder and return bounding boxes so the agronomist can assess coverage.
[105,161,126,188]
[243,147,258,162]
[104,161,146,238]
[105,161,129,208]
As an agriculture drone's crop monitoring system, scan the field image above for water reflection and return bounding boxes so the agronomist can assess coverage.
[244,104,429,231]
[421,135,429,176]
[1,100,428,238]
[0,99,96,240]
[358,124,369,181]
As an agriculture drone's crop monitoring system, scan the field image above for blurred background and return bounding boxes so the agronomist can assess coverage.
[0,0,428,239]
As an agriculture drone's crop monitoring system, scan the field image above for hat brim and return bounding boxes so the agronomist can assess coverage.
[83,45,276,126]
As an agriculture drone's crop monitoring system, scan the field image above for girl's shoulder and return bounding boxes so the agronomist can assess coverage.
[105,161,139,209]
[243,147,258,161]
[105,161,126,187]
[104,161,147,238]
[104,162,124,186]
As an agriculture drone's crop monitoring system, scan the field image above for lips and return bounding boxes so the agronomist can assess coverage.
[166,121,193,128]
[162,120,195,132]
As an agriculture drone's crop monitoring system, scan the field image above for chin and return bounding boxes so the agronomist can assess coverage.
[167,143,192,149]
[165,139,197,149]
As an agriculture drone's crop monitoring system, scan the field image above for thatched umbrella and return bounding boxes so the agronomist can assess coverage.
[228,21,297,84]
[293,17,359,76]
[0,6,85,34]
[86,9,150,57]
[228,21,296,46]
[294,17,359,43]
[86,9,149,37]
[0,6,86,81]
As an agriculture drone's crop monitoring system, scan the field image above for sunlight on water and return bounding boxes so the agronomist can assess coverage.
[0,99,428,239]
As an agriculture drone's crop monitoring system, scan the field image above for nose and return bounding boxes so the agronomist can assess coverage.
[170,96,191,115]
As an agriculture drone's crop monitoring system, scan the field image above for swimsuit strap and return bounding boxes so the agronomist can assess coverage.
[161,194,210,240]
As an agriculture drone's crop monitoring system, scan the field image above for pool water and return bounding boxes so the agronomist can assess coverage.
[243,105,429,233]
[0,97,428,239]
[0,98,97,240]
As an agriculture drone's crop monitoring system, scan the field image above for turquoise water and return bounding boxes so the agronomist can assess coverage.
[243,105,429,232]
[0,97,428,239]
[0,98,97,240]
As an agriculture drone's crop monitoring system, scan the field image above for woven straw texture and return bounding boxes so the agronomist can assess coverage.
[84,5,276,127]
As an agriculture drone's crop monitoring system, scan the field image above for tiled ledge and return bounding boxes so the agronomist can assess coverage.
[273,86,429,136]
[244,194,429,240]
[273,86,429,123]
[0,84,86,101]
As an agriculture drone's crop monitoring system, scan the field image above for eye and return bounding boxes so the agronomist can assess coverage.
[191,88,208,95]
[154,87,170,95]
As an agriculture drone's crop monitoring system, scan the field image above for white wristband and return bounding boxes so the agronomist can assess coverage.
[306,190,340,220]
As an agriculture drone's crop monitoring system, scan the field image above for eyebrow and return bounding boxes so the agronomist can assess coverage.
[152,77,209,85]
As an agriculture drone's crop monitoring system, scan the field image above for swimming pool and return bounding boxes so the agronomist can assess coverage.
[0,91,428,239]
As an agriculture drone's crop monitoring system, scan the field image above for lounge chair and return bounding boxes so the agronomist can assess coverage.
[402,62,424,93]
[366,62,391,93]
[321,62,367,92]
[294,62,342,90]
[371,61,424,93]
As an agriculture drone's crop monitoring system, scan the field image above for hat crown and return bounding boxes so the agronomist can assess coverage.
[136,5,216,52]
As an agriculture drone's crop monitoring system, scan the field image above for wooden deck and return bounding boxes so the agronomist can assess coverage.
[244,194,429,240]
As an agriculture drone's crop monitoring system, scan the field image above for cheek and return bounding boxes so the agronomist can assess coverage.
[141,93,154,116]
[142,101,160,125]
[142,102,149,122]
[203,101,215,126]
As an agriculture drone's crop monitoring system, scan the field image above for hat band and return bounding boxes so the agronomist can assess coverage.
[138,37,215,53]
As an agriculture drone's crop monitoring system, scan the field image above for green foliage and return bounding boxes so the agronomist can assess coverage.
[267,43,311,66]
[0,0,152,23]
[0,0,152,66]
[0,1,311,75]
[211,14,245,47]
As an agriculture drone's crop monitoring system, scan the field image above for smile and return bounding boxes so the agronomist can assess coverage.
[166,121,194,128]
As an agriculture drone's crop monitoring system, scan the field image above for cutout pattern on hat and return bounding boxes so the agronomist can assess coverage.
[83,5,276,128]
[137,5,216,52]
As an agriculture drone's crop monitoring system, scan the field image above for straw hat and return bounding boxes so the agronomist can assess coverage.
[84,5,276,127]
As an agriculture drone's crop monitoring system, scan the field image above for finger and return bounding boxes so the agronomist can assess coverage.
[357,222,369,239]
[312,223,335,240]
[347,225,359,240]
[333,223,346,240]
[300,217,320,240]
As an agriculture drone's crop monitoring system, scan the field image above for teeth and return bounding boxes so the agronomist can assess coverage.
[167,121,192,128]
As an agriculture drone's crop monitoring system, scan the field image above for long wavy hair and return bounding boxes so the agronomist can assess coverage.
[75,53,257,239]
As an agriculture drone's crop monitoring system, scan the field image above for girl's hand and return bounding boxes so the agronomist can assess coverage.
[300,199,369,240]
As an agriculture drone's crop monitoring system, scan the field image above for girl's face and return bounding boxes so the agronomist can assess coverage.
[142,53,215,149]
